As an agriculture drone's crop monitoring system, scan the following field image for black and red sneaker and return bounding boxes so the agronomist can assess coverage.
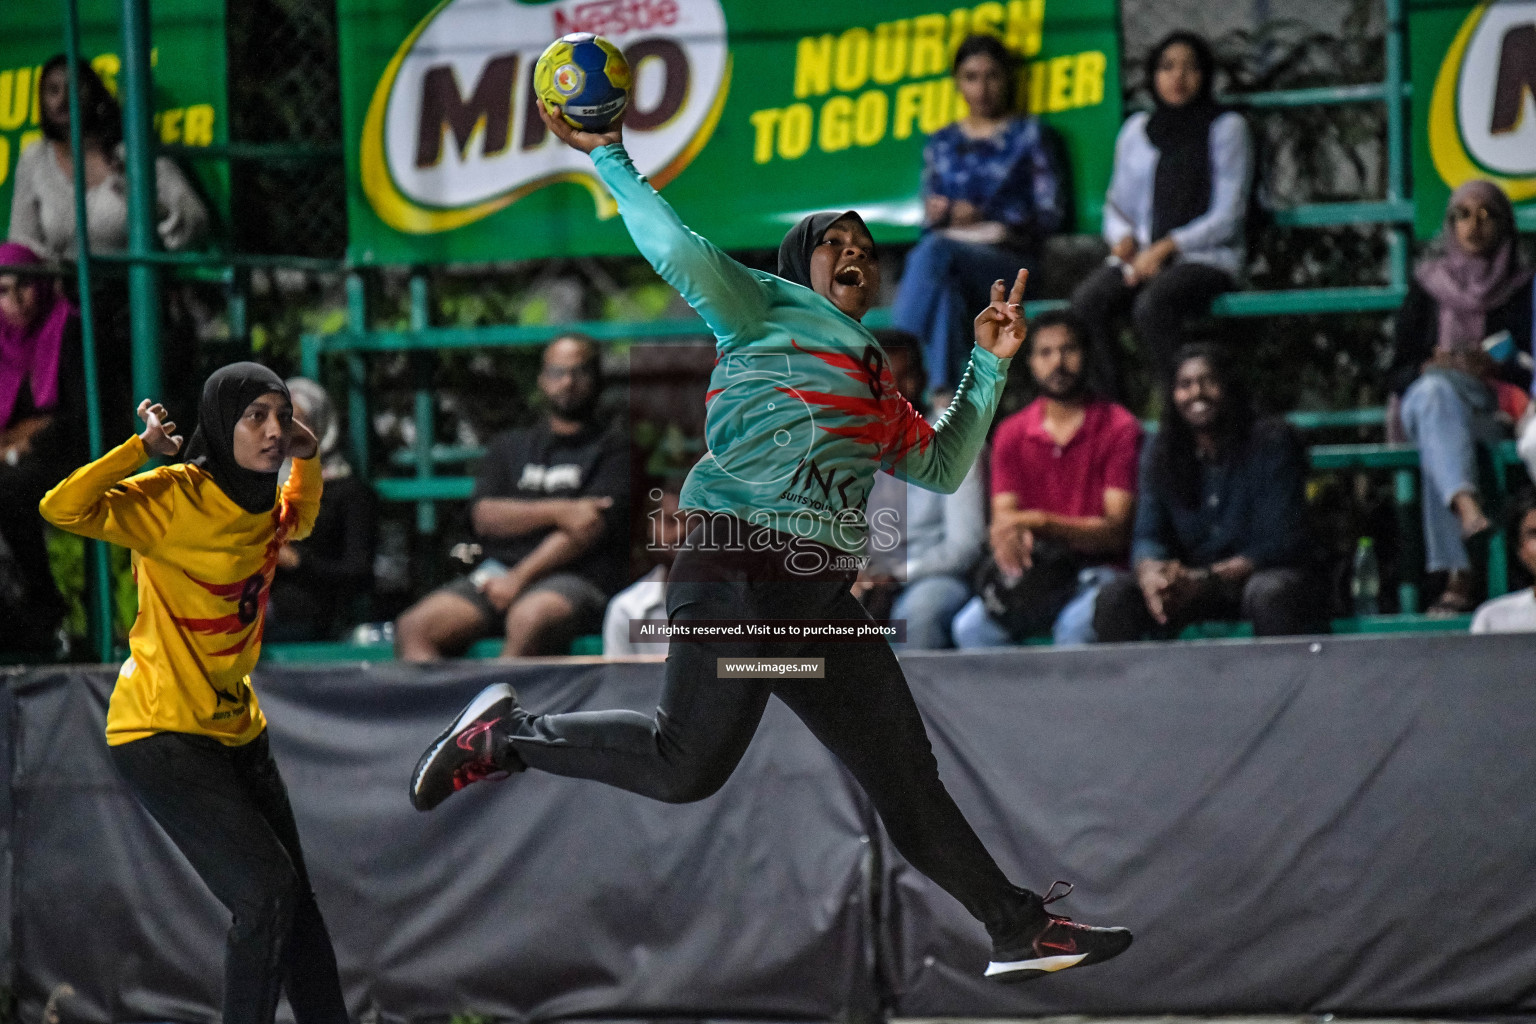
[410,683,524,811]
[984,881,1133,981]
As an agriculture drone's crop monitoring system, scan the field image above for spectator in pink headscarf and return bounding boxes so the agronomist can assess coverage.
[1388,180,1535,615]
[0,241,85,653]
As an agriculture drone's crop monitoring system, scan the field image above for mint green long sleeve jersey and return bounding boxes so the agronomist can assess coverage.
[591,144,1011,555]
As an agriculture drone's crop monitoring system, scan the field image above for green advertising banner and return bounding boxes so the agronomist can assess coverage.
[0,0,229,241]
[1409,0,1536,238]
[339,0,1122,264]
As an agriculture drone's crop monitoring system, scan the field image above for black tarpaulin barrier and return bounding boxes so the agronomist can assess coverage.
[9,662,878,1023]
[7,633,1536,1020]
[885,634,1536,1016]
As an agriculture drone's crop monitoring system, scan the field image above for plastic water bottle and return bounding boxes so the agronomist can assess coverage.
[1351,537,1380,617]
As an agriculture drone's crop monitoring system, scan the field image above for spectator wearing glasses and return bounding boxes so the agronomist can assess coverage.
[394,336,629,659]
[1388,181,1534,615]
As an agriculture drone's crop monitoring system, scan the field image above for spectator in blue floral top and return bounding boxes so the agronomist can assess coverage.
[892,34,1066,389]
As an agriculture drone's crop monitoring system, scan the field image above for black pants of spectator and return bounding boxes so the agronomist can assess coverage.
[1092,566,1329,642]
[503,516,1030,937]
[0,459,68,651]
[1070,261,1233,398]
[109,730,347,1024]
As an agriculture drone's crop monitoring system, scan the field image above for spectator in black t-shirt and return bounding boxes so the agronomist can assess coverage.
[395,335,629,659]
[1092,344,1327,640]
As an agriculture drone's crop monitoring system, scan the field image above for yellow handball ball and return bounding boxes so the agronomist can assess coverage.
[534,33,632,132]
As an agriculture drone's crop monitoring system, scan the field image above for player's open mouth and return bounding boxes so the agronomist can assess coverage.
[834,265,866,288]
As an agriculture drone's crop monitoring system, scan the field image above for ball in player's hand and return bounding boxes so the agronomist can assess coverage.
[534,33,631,132]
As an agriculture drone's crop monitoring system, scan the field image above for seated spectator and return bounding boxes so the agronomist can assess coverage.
[1470,492,1536,634]
[395,335,629,659]
[1070,32,1251,398]
[0,243,84,654]
[951,310,1141,647]
[9,55,208,260]
[1387,180,1534,615]
[853,330,985,648]
[602,479,689,657]
[892,33,1065,389]
[266,378,377,642]
[1093,344,1328,640]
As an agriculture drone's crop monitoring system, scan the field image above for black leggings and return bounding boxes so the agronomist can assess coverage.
[109,730,347,1024]
[1070,260,1234,398]
[506,518,1023,932]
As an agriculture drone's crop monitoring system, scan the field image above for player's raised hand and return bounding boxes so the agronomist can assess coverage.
[973,269,1029,359]
[136,399,183,457]
[537,100,623,155]
[285,416,319,461]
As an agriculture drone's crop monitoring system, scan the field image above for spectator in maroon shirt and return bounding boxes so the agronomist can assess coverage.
[952,309,1142,646]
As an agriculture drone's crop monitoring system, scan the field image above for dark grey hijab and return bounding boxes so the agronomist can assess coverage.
[776,210,872,290]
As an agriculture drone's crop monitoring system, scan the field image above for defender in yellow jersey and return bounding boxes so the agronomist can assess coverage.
[41,363,346,1024]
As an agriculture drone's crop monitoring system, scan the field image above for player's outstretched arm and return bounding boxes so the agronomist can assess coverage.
[892,271,1026,493]
[39,399,179,552]
[536,101,767,345]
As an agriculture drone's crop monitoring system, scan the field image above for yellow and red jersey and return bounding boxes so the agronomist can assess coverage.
[40,435,322,746]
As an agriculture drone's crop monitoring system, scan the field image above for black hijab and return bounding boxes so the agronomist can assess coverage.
[776,210,872,291]
[182,362,290,514]
[1144,32,1229,243]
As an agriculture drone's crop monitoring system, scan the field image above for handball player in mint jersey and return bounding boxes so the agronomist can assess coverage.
[410,100,1132,982]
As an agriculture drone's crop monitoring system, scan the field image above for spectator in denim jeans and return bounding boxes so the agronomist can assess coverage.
[1387,180,1534,615]
[952,310,1141,647]
[854,330,986,648]
[891,34,1066,389]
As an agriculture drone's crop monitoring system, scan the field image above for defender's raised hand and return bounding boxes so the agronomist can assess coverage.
[536,99,623,155]
[136,399,183,458]
[973,268,1029,359]
[285,416,319,461]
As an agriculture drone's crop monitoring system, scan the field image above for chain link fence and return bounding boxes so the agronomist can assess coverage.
[225,0,346,259]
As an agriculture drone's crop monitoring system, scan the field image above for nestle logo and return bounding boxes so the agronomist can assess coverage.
[553,0,680,37]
